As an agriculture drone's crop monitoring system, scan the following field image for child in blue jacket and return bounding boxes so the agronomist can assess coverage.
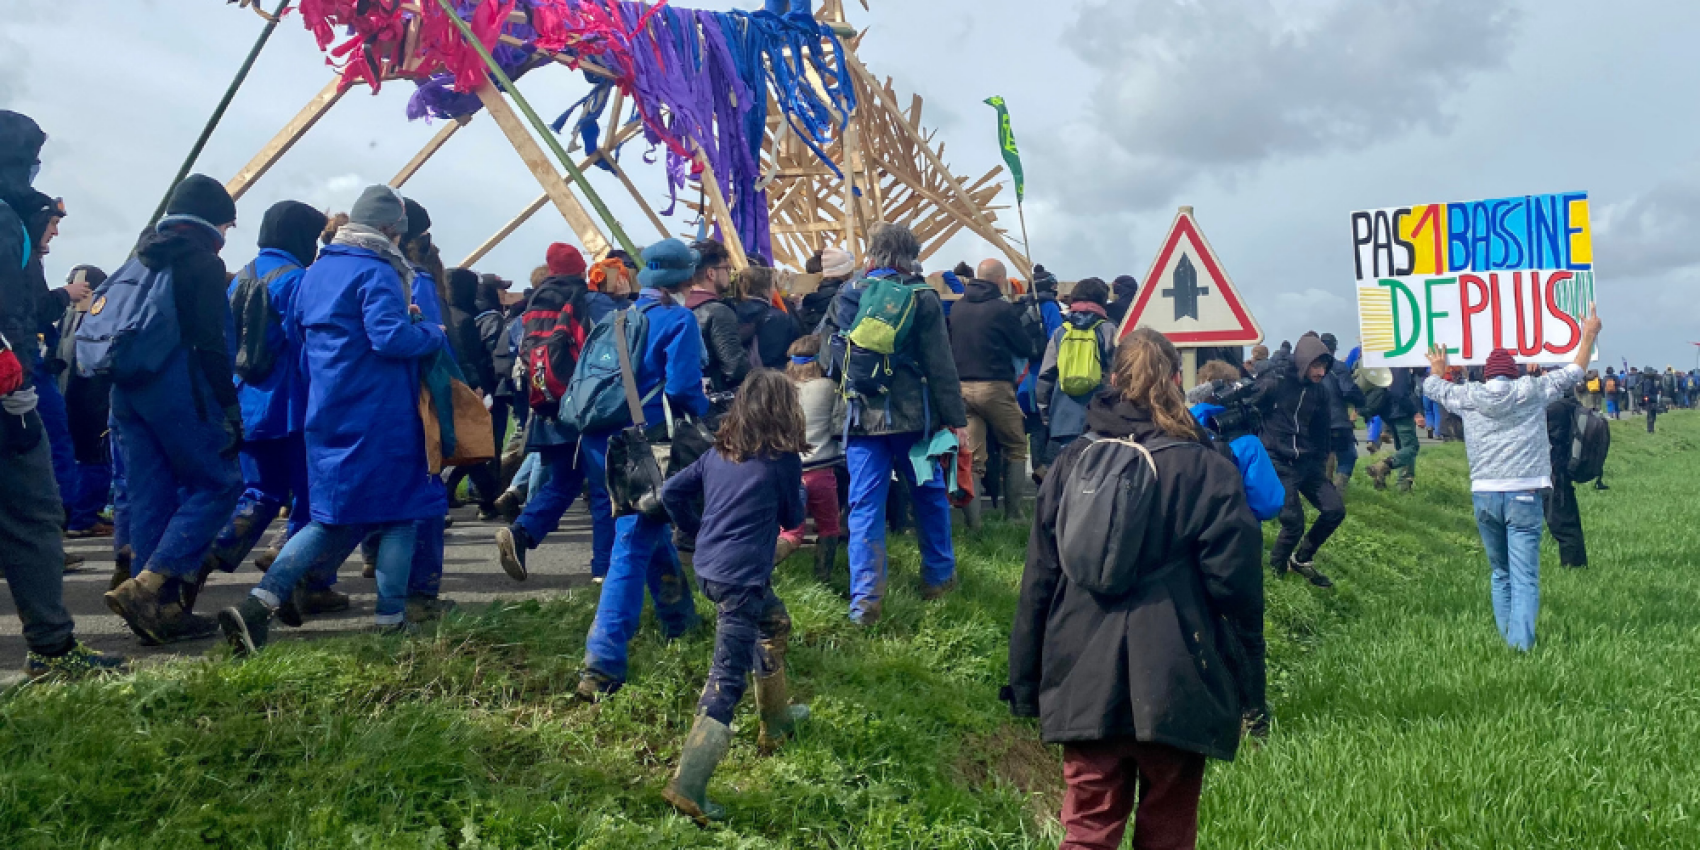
[658,369,810,825]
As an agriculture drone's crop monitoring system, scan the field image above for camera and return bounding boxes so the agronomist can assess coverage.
[1203,378,1265,443]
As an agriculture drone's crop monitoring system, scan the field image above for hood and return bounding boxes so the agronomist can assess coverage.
[684,289,722,310]
[1472,377,1529,417]
[963,279,1005,303]
[257,201,328,268]
[801,281,840,307]
[1065,308,1107,330]
[1084,394,1163,440]
[136,221,223,271]
[1292,334,1331,380]
[0,111,45,205]
[447,268,480,313]
[474,280,504,313]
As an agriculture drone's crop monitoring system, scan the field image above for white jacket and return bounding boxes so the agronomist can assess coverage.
[1424,364,1583,491]
[797,377,843,470]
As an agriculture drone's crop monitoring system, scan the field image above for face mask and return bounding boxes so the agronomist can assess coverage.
[28,161,40,185]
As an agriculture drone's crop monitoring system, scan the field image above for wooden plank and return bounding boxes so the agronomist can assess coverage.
[460,193,548,269]
[390,116,469,188]
[694,148,750,269]
[226,79,346,201]
[475,80,611,257]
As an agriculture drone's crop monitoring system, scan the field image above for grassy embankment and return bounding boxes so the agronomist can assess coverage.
[3,415,1699,848]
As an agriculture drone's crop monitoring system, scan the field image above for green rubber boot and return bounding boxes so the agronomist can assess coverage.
[755,666,811,754]
[663,713,734,826]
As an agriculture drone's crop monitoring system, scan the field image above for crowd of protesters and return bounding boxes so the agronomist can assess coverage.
[0,102,1678,849]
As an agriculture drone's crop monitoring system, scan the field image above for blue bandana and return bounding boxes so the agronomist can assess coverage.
[790,355,816,366]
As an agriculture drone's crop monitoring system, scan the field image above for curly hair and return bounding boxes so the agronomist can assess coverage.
[1111,328,1204,441]
[714,369,811,463]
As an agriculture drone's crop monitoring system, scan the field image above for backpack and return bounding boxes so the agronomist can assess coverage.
[229,261,294,384]
[1056,434,1194,596]
[520,282,594,414]
[1016,296,1051,358]
[1586,377,1601,393]
[828,273,930,399]
[1056,320,1105,397]
[75,258,181,385]
[1604,377,1617,394]
[558,304,659,435]
[1569,406,1611,484]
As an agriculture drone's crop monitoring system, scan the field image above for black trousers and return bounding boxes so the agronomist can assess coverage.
[1272,461,1346,566]
[1545,479,1587,567]
[1647,406,1659,433]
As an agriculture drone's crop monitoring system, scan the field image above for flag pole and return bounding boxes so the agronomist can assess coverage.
[1016,199,1033,270]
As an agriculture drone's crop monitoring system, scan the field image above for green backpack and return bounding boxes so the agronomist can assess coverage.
[1057,320,1105,397]
[846,276,929,355]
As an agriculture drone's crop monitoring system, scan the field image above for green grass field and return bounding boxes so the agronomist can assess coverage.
[4,414,1699,849]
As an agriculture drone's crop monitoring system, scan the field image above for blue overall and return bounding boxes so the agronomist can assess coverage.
[845,432,955,622]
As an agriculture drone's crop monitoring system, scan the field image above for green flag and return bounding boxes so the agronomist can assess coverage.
[985,96,1025,203]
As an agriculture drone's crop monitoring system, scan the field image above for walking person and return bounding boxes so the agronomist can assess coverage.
[1254,333,1342,588]
[0,109,127,678]
[198,201,338,611]
[819,224,967,625]
[102,175,246,644]
[577,239,712,700]
[949,258,1037,527]
[1319,333,1366,490]
[1422,306,1602,651]
[1006,328,1265,850]
[441,268,505,518]
[1545,387,1588,569]
[55,266,114,539]
[1035,277,1118,469]
[1642,366,1662,434]
[684,239,748,394]
[659,370,811,825]
[730,266,799,371]
[1364,368,1424,493]
[217,185,449,652]
[774,335,844,579]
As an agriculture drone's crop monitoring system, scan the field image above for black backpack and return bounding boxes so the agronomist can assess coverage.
[1056,433,1193,596]
[229,261,295,384]
[1569,406,1611,484]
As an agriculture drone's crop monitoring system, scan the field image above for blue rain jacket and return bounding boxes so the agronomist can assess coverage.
[289,244,448,525]
[1190,402,1286,522]
[231,248,309,440]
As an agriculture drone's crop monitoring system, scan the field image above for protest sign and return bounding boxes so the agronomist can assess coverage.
[1351,193,1597,366]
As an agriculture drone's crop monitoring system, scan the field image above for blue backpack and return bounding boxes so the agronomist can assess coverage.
[75,258,181,385]
[558,303,659,435]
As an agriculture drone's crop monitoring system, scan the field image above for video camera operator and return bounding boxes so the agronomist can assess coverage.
[1187,361,1285,522]
[1252,333,1342,589]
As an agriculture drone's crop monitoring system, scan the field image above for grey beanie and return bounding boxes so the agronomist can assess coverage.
[349,184,408,232]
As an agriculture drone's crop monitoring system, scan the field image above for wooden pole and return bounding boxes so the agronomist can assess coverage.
[226,79,346,202]
[475,81,611,258]
[695,147,750,270]
[1182,348,1199,390]
[390,116,470,188]
[1016,200,1034,269]
[460,194,548,269]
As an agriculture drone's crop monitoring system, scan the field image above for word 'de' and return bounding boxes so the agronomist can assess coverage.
[1351,193,1597,367]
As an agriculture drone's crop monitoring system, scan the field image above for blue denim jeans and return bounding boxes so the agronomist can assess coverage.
[256,520,416,624]
[33,369,78,515]
[582,511,701,684]
[1472,490,1546,651]
[844,433,956,623]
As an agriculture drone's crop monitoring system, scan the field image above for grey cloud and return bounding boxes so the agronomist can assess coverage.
[1595,180,1700,279]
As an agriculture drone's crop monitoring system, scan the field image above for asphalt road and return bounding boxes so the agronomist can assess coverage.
[0,505,597,683]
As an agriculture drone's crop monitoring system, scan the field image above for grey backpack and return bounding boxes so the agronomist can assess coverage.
[1056,434,1190,597]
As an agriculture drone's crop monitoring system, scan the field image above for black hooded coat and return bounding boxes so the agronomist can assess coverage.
[446,269,495,392]
[0,111,59,382]
[1254,333,1333,467]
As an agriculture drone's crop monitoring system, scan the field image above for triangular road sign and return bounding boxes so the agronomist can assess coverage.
[1118,207,1263,346]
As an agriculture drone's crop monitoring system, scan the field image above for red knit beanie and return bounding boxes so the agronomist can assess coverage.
[546,242,586,277]
[1484,348,1520,380]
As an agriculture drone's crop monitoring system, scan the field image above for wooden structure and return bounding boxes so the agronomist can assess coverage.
[224,0,1029,278]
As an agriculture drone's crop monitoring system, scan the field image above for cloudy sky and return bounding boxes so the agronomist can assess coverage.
[8,0,1698,366]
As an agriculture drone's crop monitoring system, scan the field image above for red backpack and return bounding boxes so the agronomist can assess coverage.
[519,280,594,415]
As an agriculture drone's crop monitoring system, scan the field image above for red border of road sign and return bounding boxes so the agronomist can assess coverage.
[1118,213,1261,344]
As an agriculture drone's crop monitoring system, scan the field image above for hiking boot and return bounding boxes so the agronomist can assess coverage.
[253,542,282,573]
[274,581,308,629]
[24,641,127,681]
[921,575,959,602]
[1242,710,1271,741]
[405,596,457,624]
[361,548,377,579]
[370,620,422,637]
[63,552,86,574]
[1288,555,1334,589]
[849,599,882,627]
[65,522,114,539]
[109,546,134,592]
[813,535,840,584]
[773,537,801,566]
[575,668,622,703]
[218,596,274,658]
[477,502,501,523]
[662,713,733,826]
[181,554,221,614]
[493,490,523,523]
[495,526,529,582]
[1365,460,1392,491]
[302,589,352,616]
[1396,478,1414,494]
[755,666,810,754]
[104,571,170,645]
[1004,459,1031,523]
[961,496,982,531]
[140,605,221,646]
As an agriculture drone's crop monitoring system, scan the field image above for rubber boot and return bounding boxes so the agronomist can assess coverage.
[1397,477,1414,494]
[813,535,840,583]
[754,637,810,754]
[961,496,983,531]
[1004,459,1031,523]
[662,714,734,826]
[1365,460,1392,491]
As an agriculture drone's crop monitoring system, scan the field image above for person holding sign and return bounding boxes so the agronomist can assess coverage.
[1422,305,1602,652]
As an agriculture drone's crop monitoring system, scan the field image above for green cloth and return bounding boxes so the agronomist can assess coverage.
[1387,416,1419,480]
[984,97,1025,203]
[909,428,960,494]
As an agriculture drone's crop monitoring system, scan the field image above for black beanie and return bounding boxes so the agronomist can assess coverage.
[403,198,431,242]
[166,174,237,227]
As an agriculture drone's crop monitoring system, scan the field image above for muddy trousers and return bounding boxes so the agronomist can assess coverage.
[1060,738,1207,850]
[0,415,75,654]
[695,580,791,725]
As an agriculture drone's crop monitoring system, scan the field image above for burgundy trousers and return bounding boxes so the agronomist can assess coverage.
[1059,738,1207,850]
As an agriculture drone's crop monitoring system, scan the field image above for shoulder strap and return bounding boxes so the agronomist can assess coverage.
[613,310,647,430]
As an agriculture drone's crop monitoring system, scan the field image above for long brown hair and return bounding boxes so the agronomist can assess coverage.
[1111,328,1203,440]
[715,369,811,463]
[786,334,825,382]
[731,266,775,301]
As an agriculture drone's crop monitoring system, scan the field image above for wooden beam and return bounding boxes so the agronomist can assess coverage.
[390,116,469,188]
[475,80,611,257]
[695,148,750,270]
[460,194,548,269]
[226,78,346,201]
